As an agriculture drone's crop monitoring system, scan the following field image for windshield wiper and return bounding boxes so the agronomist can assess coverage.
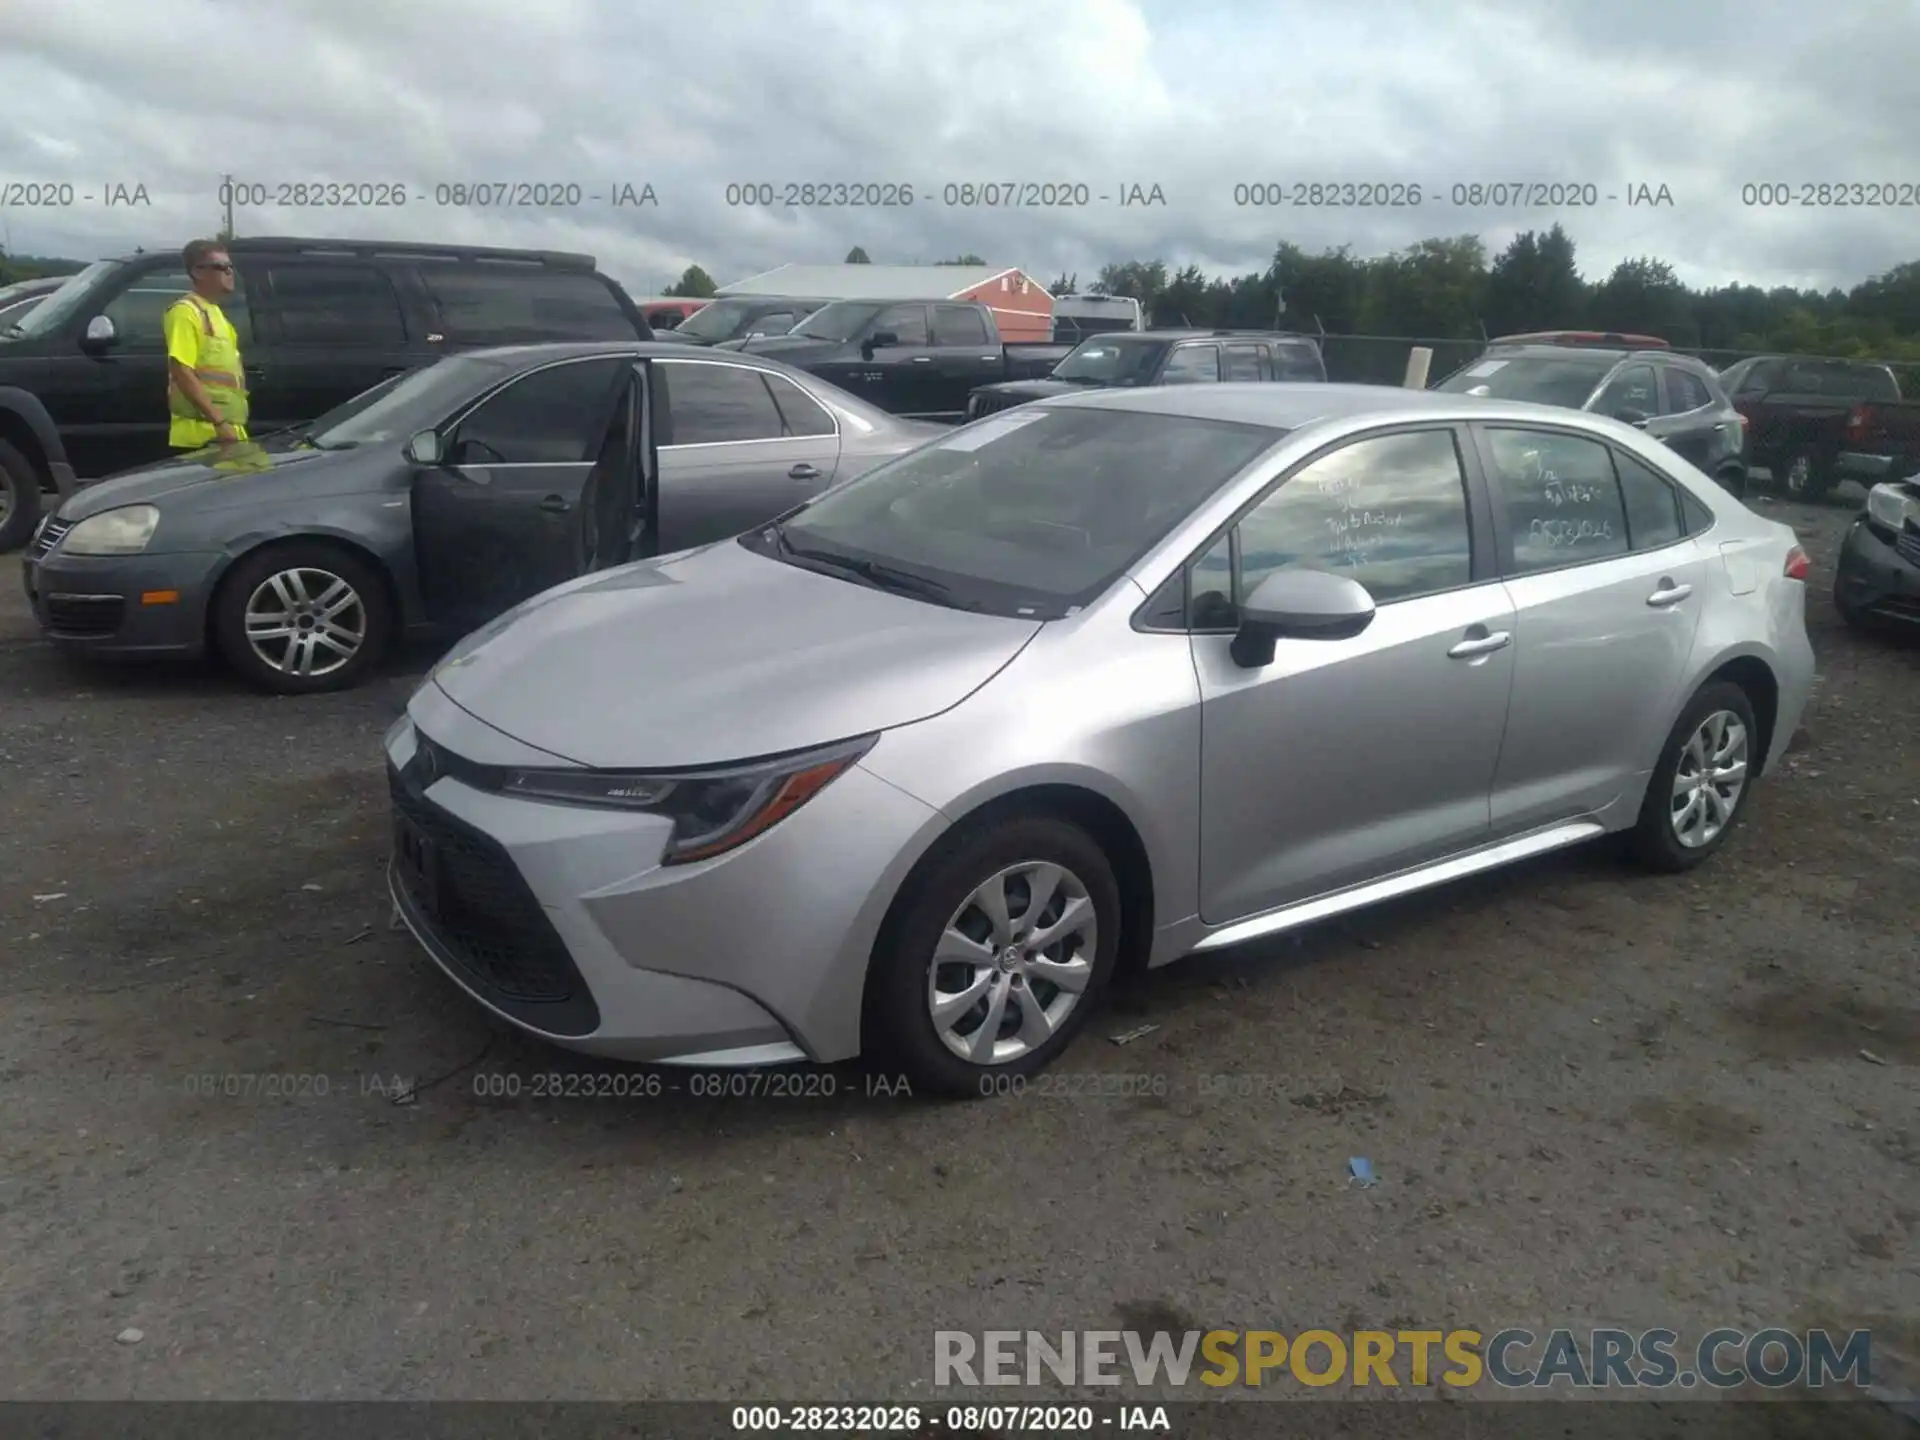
[772,529,965,606]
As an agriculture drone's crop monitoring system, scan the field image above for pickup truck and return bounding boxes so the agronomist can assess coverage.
[1719,354,1920,502]
[738,299,1071,421]
[965,329,1327,419]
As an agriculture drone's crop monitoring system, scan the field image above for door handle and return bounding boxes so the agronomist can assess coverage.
[1647,581,1692,607]
[538,495,570,513]
[1448,631,1511,658]
[788,463,821,480]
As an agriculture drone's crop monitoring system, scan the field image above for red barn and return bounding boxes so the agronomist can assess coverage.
[719,263,1055,342]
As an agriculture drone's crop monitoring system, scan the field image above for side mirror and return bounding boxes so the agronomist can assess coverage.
[868,330,900,349]
[82,314,117,349]
[1613,407,1650,428]
[404,428,443,466]
[1229,569,1376,668]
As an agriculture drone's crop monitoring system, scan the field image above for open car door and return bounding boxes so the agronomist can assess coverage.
[581,360,660,571]
[411,355,629,633]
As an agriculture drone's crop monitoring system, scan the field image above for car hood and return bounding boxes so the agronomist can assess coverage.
[428,539,1043,769]
[736,335,851,363]
[58,441,349,519]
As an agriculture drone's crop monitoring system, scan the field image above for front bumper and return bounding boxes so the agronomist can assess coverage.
[1834,518,1920,625]
[22,544,221,656]
[382,694,949,1065]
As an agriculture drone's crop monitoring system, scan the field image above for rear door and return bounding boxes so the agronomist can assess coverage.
[1647,363,1719,470]
[1159,343,1222,385]
[929,304,1002,416]
[1473,423,1711,834]
[411,354,628,631]
[654,357,840,552]
[247,260,419,433]
[1222,343,1267,382]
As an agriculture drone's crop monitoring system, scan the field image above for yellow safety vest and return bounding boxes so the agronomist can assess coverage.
[167,294,249,447]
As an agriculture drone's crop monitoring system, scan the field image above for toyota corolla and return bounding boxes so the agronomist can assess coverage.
[383,385,1814,1095]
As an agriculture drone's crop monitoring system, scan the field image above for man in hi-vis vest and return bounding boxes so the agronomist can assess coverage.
[165,239,249,451]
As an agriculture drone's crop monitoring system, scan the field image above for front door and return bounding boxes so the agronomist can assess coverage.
[653,358,841,552]
[858,302,937,416]
[1191,426,1514,922]
[246,261,423,434]
[1471,424,1710,833]
[411,354,627,631]
[580,360,662,570]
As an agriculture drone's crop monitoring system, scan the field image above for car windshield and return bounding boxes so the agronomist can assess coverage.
[754,406,1285,619]
[1,260,116,338]
[1436,353,1616,408]
[673,300,763,342]
[792,302,882,341]
[1049,339,1167,384]
[307,356,514,449]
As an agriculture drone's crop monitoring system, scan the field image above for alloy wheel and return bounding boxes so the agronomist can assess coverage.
[927,860,1098,1065]
[243,567,368,677]
[1670,709,1749,848]
[1784,453,1812,497]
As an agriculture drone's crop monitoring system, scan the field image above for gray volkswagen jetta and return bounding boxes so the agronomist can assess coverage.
[384,384,1815,1096]
[22,342,941,692]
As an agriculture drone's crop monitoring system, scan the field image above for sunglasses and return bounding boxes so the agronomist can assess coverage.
[197,261,234,273]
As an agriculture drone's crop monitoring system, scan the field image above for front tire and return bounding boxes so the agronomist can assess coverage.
[864,815,1122,1098]
[213,542,392,694]
[0,436,46,554]
[1628,681,1759,873]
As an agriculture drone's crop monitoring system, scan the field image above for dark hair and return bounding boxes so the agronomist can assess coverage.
[182,239,227,270]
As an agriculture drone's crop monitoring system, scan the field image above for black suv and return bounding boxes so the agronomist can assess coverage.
[0,237,652,549]
[965,329,1327,419]
[1434,331,1750,495]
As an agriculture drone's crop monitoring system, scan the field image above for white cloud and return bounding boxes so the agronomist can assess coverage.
[0,0,1915,297]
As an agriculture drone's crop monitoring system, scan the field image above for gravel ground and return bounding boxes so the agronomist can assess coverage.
[0,494,1914,1407]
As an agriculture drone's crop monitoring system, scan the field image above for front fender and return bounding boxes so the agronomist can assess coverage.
[206,512,425,625]
[0,385,75,493]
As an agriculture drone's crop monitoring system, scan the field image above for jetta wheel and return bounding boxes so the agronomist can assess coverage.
[1629,681,1758,872]
[867,814,1121,1097]
[214,542,392,694]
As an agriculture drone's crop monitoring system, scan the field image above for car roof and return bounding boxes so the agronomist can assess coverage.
[451,341,817,365]
[1038,381,1660,431]
[1097,329,1316,343]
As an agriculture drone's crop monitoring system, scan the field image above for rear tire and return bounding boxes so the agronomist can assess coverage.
[0,436,46,554]
[863,814,1122,1099]
[1714,464,1749,499]
[1628,681,1760,873]
[213,541,393,694]
[1779,446,1835,503]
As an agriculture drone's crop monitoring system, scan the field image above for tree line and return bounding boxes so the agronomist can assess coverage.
[657,225,1920,382]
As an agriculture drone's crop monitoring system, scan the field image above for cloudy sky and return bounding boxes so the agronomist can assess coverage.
[3,0,1917,298]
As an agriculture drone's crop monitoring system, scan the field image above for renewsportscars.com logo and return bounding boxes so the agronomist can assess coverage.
[934,1327,1874,1390]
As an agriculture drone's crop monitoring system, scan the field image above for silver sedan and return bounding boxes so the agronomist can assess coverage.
[384,384,1816,1095]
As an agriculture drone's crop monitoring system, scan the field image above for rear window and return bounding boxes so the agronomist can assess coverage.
[1779,360,1900,402]
[1437,352,1615,408]
[419,266,636,343]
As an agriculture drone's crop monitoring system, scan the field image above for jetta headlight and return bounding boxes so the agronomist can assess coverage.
[1864,482,1919,534]
[494,734,876,864]
[60,505,160,555]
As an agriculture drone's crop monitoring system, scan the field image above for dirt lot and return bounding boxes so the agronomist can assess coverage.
[0,495,1914,1407]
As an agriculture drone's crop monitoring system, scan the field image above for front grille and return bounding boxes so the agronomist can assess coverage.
[43,595,125,637]
[1896,524,1920,567]
[388,757,599,1035]
[29,516,71,559]
[968,391,1028,419]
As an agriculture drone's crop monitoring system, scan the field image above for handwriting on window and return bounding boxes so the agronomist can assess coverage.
[1298,471,1410,564]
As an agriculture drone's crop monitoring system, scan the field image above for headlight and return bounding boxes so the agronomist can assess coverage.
[1864,483,1918,533]
[493,734,876,864]
[60,505,160,555]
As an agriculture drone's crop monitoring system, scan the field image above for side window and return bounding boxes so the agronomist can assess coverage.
[1223,344,1265,381]
[421,268,633,343]
[870,304,929,346]
[109,269,252,348]
[1614,450,1686,550]
[1594,364,1658,415]
[1162,345,1221,384]
[1194,429,1474,623]
[269,265,406,344]
[748,311,796,337]
[762,372,836,438]
[660,361,785,445]
[932,305,991,346]
[448,357,623,464]
[1485,428,1630,573]
[1663,369,1713,414]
